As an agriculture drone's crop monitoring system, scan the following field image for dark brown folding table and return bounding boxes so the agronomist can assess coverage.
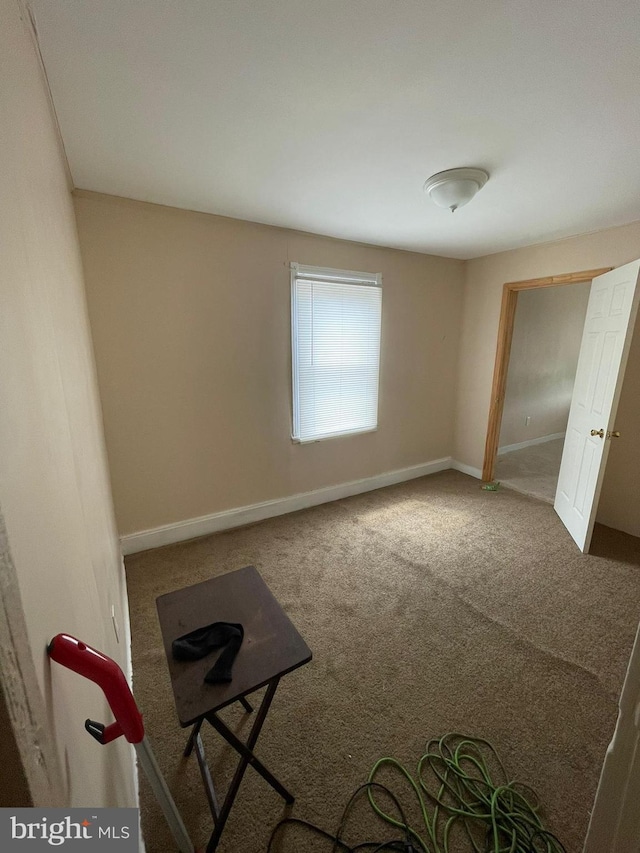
[156,565,312,852]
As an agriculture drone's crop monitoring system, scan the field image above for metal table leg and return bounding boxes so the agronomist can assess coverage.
[204,677,293,853]
[194,732,220,824]
[184,718,203,758]
[184,690,254,826]
[239,695,253,713]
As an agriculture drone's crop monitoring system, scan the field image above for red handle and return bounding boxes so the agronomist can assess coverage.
[48,633,145,744]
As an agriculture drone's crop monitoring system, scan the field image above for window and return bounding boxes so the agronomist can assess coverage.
[291,263,382,442]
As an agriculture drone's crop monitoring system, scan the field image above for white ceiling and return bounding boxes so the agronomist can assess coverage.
[30,0,640,259]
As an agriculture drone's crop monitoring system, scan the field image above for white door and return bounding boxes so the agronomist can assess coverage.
[583,621,640,853]
[554,260,640,551]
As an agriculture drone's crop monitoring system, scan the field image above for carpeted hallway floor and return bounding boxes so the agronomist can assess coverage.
[494,438,565,504]
[125,470,640,853]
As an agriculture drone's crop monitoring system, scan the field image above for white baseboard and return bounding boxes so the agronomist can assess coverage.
[497,431,565,456]
[121,457,453,555]
[450,459,483,479]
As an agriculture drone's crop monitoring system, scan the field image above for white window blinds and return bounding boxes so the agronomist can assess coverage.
[291,263,382,442]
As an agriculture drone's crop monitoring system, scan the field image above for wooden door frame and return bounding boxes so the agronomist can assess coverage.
[481,267,613,482]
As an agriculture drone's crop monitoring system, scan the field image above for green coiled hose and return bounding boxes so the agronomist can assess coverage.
[366,733,566,853]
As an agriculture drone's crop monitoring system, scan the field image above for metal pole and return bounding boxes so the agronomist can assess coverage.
[135,735,194,853]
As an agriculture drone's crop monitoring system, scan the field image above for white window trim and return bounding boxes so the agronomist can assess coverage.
[291,262,382,288]
[290,262,382,444]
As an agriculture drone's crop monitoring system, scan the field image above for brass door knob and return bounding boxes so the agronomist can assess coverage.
[590,429,604,438]
[607,430,621,439]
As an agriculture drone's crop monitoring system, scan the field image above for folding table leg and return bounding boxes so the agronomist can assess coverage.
[186,695,253,761]
[204,677,293,853]
[184,718,203,758]
[194,732,220,824]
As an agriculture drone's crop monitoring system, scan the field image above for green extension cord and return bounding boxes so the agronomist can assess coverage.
[366,733,566,853]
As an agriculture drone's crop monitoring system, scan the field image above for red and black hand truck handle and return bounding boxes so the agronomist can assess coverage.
[48,634,144,745]
[48,633,194,853]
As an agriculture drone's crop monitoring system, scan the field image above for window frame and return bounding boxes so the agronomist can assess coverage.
[290,262,382,444]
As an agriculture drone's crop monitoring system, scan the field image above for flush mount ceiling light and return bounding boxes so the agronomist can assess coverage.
[423,167,489,213]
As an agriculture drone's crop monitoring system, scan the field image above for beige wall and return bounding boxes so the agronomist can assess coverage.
[455,221,640,537]
[499,283,590,448]
[0,0,136,807]
[74,191,465,536]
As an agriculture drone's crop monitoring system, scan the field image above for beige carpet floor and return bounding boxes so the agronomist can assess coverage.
[125,470,640,853]
[494,438,565,504]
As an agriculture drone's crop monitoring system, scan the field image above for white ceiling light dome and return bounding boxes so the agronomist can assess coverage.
[423,168,489,213]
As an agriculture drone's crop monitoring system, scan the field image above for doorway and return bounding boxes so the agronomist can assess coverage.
[493,282,591,502]
[481,267,611,484]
